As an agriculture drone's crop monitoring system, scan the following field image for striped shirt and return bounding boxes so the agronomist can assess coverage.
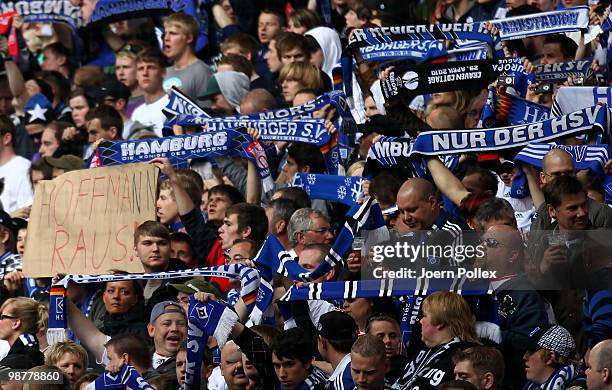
[326,354,354,390]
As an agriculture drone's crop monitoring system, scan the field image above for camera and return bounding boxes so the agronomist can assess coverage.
[497,76,514,87]
[535,83,554,94]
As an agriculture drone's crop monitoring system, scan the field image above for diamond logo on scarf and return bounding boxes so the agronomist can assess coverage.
[402,71,419,90]
[337,186,347,199]
[196,306,209,319]
[55,299,63,313]
[307,174,317,185]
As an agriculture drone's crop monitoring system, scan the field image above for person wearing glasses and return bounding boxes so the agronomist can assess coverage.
[474,224,550,390]
[0,297,45,369]
[287,208,334,257]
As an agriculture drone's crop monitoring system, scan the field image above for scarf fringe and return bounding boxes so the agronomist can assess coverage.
[213,308,239,350]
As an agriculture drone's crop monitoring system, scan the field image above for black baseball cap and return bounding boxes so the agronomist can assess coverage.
[317,311,358,342]
[0,210,18,235]
[92,79,131,103]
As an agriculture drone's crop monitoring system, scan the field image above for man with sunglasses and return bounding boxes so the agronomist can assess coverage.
[475,224,550,390]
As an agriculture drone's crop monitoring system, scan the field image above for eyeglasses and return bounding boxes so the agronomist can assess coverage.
[0,314,15,320]
[305,227,333,234]
[481,238,504,248]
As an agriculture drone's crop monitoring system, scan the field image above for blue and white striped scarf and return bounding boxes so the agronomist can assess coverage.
[515,143,609,178]
[248,198,387,325]
[522,364,581,390]
[48,265,259,345]
[552,86,612,116]
[358,40,490,63]
[280,278,492,348]
[407,106,606,156]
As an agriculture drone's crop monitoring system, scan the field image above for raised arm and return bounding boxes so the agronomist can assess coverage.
[426,156,470,207]
[66,298,108,362]
[150,158,195,215]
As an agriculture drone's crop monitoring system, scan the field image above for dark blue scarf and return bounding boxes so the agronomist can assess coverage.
[480,88,551,127]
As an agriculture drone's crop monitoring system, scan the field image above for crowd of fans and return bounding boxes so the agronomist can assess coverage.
[0,0,607,389]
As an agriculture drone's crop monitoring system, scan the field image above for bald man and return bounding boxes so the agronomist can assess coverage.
[395,178,468,267]
[587,340,612,390]
[478,225,550,390]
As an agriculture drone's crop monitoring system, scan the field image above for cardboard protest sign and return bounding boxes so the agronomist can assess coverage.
[23,163,158,277]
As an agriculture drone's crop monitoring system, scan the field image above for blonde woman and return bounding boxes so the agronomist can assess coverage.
[278,62,324,105]
[45,341,88,386]
[0,297,45,368]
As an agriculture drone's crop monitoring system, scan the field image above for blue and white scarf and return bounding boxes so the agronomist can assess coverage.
[404,106,606,156]
[480,89,551,126]
[185,296,239,390]
[93,365,154,390]
[221,90,356,142]
[179,117,340,175]
[490,6,589,40]
[535,58,595,83]
[291,173,364,206]
[522,364,581,390]
[358,40,490,63]
[515,143,609,178]
[173,117,331,146]
[249,198,387,325]
[162,87,210,123]
[96,128,274,191]
[279,278,492,302]
[48,264,259,345]
[348,23,502,56]
[281,278,491,348]
[0,0,82,29]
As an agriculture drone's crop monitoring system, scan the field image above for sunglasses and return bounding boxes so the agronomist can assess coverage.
[0,314,15,320]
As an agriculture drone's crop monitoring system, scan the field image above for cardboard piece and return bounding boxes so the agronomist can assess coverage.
[23,163,158,277]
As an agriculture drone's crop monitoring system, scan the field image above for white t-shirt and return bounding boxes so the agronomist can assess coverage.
[0,155,33,212]
[130,94,170,137]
